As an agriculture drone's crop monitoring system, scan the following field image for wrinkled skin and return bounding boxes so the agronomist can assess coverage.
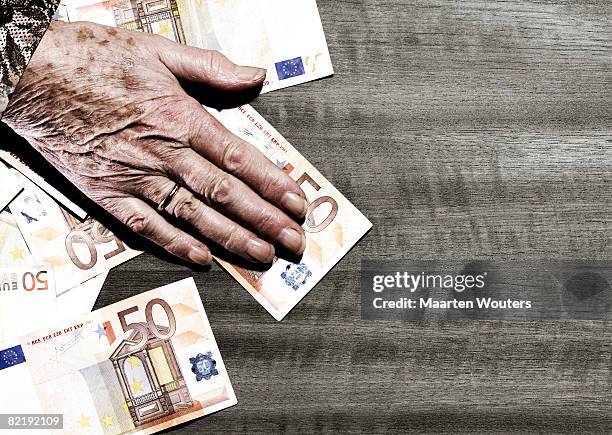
[2,21,308,265]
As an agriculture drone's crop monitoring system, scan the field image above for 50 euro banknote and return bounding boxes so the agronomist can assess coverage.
[0,278,236,434]
[59,0,333,93]
[208,105,372,320]
[9,175,140,295]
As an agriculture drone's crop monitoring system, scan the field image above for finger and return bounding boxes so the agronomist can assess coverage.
[170,151,306,256]
[155,39,266,92]
[103,196,212,265]
[138,177,276,263]
[188,107,309,219]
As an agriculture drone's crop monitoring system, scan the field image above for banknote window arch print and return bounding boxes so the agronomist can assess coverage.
[110,321,194,426]
[112,0,186,43]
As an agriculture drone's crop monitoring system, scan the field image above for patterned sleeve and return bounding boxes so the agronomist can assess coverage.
[0,0,61,116]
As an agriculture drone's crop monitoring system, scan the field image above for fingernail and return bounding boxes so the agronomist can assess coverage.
[188,246,211,265]
[234,65,266,81]
[247,239,274,263]
[282,192,308,218]
[279,228,306,255]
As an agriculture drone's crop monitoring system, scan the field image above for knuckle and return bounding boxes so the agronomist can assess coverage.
[254,207,282,233]
[206,175,236,206]
[218,228,246,252]
[125,211,151,235]
[222,140,248,173]
[160,234,183,253]
[261,174,286,198]
[173,194,201,222]
[205,50,224,75]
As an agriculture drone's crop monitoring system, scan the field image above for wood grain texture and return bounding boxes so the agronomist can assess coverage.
[98,1,612,432]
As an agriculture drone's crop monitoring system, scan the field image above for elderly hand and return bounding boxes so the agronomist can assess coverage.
[2,21,308,265]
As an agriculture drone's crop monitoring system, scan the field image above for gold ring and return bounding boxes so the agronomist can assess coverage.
[157,183,181,211]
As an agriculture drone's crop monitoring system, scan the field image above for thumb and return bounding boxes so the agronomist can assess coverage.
[156,40,266,92]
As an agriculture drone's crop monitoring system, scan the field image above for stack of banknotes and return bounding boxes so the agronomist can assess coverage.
[0,1,371,433]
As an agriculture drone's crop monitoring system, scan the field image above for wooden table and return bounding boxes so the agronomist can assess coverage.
[99,1,612,432]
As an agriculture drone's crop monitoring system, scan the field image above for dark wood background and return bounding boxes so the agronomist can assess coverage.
[98,1,612,433]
